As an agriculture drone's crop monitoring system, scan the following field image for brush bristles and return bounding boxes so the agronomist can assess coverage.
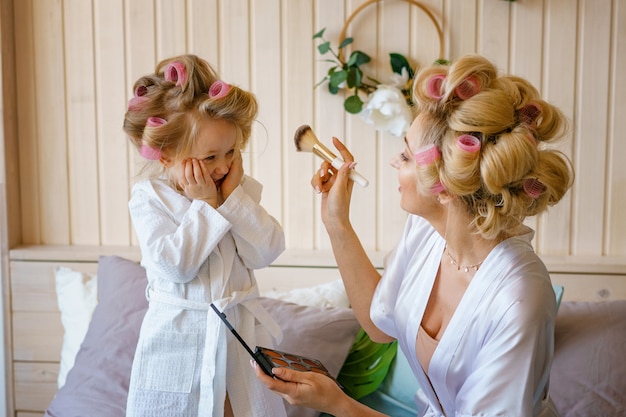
[293,125,318,152]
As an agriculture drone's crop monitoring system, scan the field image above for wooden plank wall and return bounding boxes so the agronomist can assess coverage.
[8,0,626,257]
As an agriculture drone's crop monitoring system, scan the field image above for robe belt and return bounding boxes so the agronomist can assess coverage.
[146,286,283,343]
[146,286,283,416]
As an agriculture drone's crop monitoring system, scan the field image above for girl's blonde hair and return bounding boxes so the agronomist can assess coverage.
[123,54,257,174]
[412,54,573,240]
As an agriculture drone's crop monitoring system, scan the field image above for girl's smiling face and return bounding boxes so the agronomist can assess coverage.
[164,117,239,189]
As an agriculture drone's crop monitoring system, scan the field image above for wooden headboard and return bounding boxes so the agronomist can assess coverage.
[7,245,626,416]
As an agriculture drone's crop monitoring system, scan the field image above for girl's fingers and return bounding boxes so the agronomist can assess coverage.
[191,159,205,184]
[183,159,192,183]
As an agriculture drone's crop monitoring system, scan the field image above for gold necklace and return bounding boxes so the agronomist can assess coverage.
[445,246,485,273]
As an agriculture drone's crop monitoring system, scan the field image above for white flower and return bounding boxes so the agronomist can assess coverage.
[359,84,413,137]
[388,67,410,89]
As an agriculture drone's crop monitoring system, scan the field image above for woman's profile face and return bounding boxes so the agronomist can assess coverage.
[391,113,439,216]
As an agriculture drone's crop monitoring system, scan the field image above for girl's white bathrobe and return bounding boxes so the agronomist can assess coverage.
[126,175,287,417]
[371,215,560,417]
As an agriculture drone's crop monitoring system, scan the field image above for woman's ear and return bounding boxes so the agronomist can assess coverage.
[437,191,454,204]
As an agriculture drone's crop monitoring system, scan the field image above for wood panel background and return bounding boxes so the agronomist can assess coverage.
[1,0,625,259]
[1,0,626,415]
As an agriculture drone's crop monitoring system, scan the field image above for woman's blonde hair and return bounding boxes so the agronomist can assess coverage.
[412,54,573,240]
[123,54,257,174]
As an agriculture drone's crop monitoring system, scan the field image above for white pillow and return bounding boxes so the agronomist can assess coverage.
[261,279,350,308]
[55,267,98,388]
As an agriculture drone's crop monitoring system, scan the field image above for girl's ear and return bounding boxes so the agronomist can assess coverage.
[159,155,173,167]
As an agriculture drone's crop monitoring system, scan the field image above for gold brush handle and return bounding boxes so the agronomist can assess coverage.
[312,143,369,187]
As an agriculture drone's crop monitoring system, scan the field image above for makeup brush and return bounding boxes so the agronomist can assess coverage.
[293,125,369,188]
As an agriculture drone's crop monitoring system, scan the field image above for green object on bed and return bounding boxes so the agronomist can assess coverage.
[553,284,564,311]
[336,328,399,400]
[320,345,421,417]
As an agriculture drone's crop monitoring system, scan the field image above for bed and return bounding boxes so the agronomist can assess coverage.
[7,246,626,417]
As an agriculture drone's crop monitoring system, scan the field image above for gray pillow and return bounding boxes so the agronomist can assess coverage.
[45,255,359,417]
[45,256,148,416]
[550,300,626,417]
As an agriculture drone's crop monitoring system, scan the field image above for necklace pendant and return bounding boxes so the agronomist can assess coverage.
[445,246,484,274]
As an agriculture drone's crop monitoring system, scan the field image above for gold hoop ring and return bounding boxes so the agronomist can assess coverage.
[338,0,444,62]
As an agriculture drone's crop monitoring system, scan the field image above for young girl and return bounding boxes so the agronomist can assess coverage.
[123,54,287,417]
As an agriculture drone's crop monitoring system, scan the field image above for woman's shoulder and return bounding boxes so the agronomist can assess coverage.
[483,240,556,322]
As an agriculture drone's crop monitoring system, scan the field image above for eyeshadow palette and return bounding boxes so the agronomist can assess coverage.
[210,303,341,387]
[255,346,335,378]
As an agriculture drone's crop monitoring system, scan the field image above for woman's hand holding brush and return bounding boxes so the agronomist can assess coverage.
[309,138,357,236]
[293,125,369,187]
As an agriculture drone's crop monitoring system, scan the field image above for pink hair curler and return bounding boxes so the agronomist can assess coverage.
[146,116,167,127]
[128,96,149,111]
[140,117,166,160]
[164,62,187,86]
[523,178,545,199]
[455,76,480,100]
[519,102,542,126]
[208,80,231,99]
[140,144,161,160]
[456,134,481,152]
[430,181,446,194]
[414,144,441,167]
[426,74,446,99]
[134,85,148,97]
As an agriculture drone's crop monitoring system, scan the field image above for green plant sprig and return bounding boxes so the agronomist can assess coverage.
[313,28,414,114]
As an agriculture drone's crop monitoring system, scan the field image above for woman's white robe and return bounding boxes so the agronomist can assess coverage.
[126,175,287,417]
[371,215,559,417]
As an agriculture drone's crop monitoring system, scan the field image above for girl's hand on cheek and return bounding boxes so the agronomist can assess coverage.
[181,159,220,207]
[220,149,244,200]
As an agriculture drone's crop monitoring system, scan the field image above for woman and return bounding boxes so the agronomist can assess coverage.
[253,54,573,417]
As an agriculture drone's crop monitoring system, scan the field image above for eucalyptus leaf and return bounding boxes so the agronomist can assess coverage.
[339,37,354,49]
[346,67,362,88]
[390,53,414,78]
[317,41,331,54]
[313,28,326,39]
[350,50,371,67]
[344,95,363,114]
[329,70,348,88]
